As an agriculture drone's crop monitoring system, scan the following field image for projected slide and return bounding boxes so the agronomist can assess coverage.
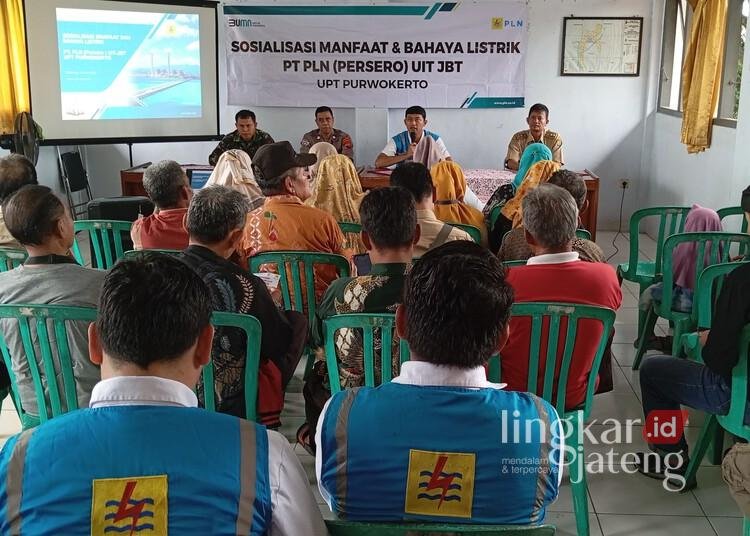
[57,9,202,120]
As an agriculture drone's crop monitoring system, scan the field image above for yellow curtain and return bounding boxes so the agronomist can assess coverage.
[0,0,29,133]
[680,0,728,153]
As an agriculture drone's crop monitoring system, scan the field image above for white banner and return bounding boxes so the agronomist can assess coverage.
[224,2,527,108]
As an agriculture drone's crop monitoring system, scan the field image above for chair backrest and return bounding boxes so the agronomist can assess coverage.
[249,251,350,327]
[491,302,616,418]
[691,261,750,329]
[122,249,182,260]
[59,151,90,192]
[660,232,750,319]
[448,222,482,243]
[623,206,691,278]
[0,247,27,272]
[202,311,262,421]
[575,229,591,240]
[338,221,363,234]
[717,206,749,234]
[324,313,410,395]
[71,220,133,269]
[0,304,97,426]
[719,323,750,440]
[325,519,556,535]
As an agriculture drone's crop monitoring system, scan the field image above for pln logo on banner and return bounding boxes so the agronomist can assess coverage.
[404,450,475,518]
[492,17,524,30]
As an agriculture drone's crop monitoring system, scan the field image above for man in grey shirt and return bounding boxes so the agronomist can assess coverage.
[0,185,103,418]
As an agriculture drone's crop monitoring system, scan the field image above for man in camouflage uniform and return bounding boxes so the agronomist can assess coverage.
[209,109,274,165]
[505,103,564,170]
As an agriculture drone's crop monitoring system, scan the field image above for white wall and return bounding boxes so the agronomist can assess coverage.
[5,0,657,230]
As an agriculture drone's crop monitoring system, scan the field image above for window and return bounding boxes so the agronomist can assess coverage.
[658,0,747,123]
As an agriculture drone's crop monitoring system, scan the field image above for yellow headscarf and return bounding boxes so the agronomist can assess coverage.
[430,161,487,244]
[309,142,338,182]
[501,160,562,228]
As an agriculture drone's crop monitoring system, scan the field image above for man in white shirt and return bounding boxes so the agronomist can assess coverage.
[316,241,563,525]
[0,253,326,535]
[375,106,451,168]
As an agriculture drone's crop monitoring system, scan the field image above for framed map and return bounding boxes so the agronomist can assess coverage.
[561,17,643,76]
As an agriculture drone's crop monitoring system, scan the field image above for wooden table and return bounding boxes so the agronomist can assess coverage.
[359,168,600,242]
[120,164,214,197]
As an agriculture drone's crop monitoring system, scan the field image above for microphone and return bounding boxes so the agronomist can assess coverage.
[409,131,416,143]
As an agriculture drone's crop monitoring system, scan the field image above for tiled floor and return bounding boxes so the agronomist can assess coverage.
[0,231,744,535]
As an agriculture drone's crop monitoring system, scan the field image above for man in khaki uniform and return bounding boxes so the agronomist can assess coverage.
[505,103,564,170]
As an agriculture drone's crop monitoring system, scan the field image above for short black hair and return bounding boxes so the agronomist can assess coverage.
[405,106,426,120]
[0,154,38,201]
[235,109,257,123]
[2,185,64,246]
[390,162,433,201]
[528,103,549,119]
[97,253,212,369]
[359,186,416,249]
[403,241,514,368]
[548,169,586,209]
[315,106,333,117]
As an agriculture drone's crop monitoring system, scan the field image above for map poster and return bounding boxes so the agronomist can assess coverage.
[560,17,643,76]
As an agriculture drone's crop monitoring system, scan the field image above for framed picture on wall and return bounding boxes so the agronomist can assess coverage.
[561,16,643,76]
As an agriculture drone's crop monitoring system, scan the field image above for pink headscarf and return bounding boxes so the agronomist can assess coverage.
[673,204,723,289]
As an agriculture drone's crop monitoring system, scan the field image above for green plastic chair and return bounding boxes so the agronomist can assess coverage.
[0,304,97,429]
[575,229,591,240]
[489,302,616,536]
[447,222,482,243]
[325,519,556,535]
[71,219,132,269]
[489,205,503,230]
[681,323,750,494]
[249,251,350,376]
[717,206,749,257]
[616,206,691,340]
[338,221,363,234]
[324,313,410,394]
[202,311,261,421]
[122,249,182,260]
[0,247,27,272]
[633,232,750,370]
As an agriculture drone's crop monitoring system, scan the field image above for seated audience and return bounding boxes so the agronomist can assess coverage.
[0,185,103,418]
[505,103,564,171]
[633,261,750,485]
[498,169,604,263]
[502,184,621,409]
[299,186,418,454]
[131,160,191,250]
[0,154,37,248]
[0,253,326,535]
[209,109,274,165]
[306,153,366,254]
[430,161,488,246]
[238,141,348,302]
[300,106,354,160]
[204,149,264,211]
[180,186,307,426]
[390,162,472,257]
[317,240,563,524]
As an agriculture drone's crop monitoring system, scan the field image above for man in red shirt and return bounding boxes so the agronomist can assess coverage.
[502,184,622,409]
[131,160,192,250]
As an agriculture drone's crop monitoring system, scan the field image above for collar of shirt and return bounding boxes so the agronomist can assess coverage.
[90,376,198,408]
[369,263,408,277]
[527,251,580,265]
[153,207,188,221]
[393,361,505,389]
[415,208,441,222]
[265,194,303,206]
[313,129,339,141]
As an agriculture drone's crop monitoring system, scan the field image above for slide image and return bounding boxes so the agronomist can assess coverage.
[57,9,202,121]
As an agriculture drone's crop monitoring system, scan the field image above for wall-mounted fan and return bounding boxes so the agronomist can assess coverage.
[0,112,41,165]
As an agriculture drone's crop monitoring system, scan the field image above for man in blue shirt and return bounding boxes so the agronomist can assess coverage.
[375,106,451,168]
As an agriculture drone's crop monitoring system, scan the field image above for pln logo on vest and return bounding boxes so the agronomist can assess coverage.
[91,475,168,535]
[405,449,475,518]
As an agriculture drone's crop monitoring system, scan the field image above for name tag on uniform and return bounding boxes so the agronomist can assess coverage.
[404,449,475,518]
[91,475,168,535]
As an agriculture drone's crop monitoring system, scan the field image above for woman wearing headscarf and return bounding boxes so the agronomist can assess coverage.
[205,149,264,210]
[484,143,556,251]
[640,205,723,350]
[430,160,488,246]
[308,142,338,185]
[306,153,366,254]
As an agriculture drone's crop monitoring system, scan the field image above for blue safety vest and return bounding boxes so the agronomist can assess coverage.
[0,406,272,535]
[392,130,441,155]
[319,382,561,525]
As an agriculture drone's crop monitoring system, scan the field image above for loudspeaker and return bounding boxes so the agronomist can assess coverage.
[86,196,154,221]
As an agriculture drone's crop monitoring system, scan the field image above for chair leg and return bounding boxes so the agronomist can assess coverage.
[567,414,590,536]
[633,308,657,371]
[743,516,750,536]
[633,282,649,347]
[671,323,685,359]
[681,415,719,492]
[708,426,725,465]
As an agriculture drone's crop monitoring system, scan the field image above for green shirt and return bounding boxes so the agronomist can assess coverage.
[313,263,408,389]
[208,129,275,165]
